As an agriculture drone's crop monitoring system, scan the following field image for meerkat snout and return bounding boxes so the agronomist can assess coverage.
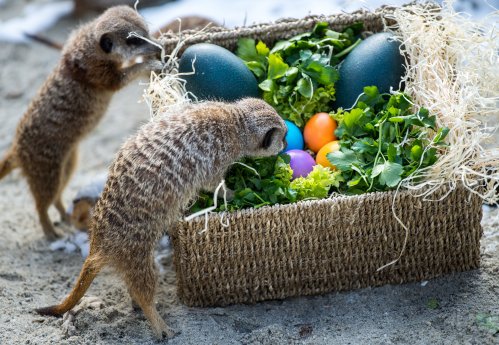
[235,98,287,157]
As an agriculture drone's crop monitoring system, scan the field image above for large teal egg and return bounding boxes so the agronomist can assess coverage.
[283,120,304,152]
[178,43,260,101]
[334,32,405,109]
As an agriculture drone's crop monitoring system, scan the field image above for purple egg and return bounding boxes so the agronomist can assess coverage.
[286,150,316,179]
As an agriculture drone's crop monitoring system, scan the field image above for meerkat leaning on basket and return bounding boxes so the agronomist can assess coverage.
[0,6,163,240]
[35,98,288,339]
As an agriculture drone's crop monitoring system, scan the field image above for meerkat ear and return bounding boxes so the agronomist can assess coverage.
[99,34,113,53]
[261,128,277,149]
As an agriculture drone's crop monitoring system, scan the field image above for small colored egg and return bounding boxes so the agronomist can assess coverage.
[334,32,405,109]
[284,120,304,151]
[303,113,337,153]
[178,43,260,101]
[286,149,316,179]
[316,141,340,169]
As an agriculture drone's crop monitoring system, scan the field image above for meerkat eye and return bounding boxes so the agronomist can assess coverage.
[262,128,277,149]
[99,34,113,53]
[126,36,145,46]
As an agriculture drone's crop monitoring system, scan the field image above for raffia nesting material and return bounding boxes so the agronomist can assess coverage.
[162,4,485,307]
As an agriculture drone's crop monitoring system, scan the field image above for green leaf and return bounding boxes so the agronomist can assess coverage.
[290,165,343,200]
[236,38,258,62]
[359,85,383,107]
[387,143,398,162]
[256,41,270,56]
[343,108,364,129]
[372,162,403,187]
[312,21,329,36]
[270,40,292,54]
[351,138,378,155]
[327,148,358,172]
[245,61,266,78]
[296,77,313,98]
[433,127,450,144]
[259,79,274,92]
[267,54,289,79]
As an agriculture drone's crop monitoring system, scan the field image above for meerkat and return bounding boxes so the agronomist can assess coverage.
[0,6,164,240]
[35,98,287,339]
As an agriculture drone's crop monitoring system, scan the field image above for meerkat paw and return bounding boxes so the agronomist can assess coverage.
[61,296,103,336]
[152,319,176,340]
[44,228,64,241]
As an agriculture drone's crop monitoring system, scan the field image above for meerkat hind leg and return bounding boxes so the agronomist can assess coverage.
[123,259,174,339]
[26,160,66,239]
[55,149,78,223]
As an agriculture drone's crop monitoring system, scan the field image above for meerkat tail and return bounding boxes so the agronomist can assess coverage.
[35,254,103,316]
[0,151,19,180]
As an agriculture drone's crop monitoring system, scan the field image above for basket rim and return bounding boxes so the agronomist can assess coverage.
[181,182,460,227]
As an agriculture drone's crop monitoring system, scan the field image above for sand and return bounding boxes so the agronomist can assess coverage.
[0,2,498,344]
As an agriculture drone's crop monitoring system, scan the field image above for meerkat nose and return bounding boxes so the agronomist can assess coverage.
[137,41,162,56]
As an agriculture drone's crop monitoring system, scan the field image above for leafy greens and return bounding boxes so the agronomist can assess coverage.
[236,22,363,127]
[189,156,342,213]
[328,86,449,194]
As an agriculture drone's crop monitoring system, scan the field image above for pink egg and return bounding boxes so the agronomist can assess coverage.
[286,150,316,179]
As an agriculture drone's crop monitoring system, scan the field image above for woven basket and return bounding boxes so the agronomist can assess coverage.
[164,5,483,307]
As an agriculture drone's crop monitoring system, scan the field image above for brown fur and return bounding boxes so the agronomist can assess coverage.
[36,98,287,339]
[71,199,95,231]
[0,6,163,240]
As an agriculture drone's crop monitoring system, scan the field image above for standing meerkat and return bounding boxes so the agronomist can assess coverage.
[36,98,287,339]
[0,6,163,240]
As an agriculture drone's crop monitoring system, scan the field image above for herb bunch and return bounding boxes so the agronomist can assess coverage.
[328,86,449,194]
[189,156,343,213]
[236,22,362,127]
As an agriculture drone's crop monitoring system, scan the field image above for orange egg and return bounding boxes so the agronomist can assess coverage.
[316,141,340,169]
[303,112,337,152]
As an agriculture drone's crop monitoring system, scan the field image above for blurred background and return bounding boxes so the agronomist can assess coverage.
[0,0,496,43]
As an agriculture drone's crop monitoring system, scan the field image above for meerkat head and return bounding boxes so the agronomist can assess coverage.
[236,98,288,157]
[93,6,160,68]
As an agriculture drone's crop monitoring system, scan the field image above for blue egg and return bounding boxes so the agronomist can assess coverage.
[283,120,304,152]
[178,43,260,101]
[334,32,405,109]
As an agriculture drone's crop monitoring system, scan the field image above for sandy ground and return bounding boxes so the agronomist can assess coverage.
[1,2,498,344]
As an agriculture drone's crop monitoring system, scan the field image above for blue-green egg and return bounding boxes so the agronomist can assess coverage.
[178,43,260,101]
[283,120,304,152]
[334,32,405,109]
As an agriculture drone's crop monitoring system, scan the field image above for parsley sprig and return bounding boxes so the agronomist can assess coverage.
[328,86,449,194]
